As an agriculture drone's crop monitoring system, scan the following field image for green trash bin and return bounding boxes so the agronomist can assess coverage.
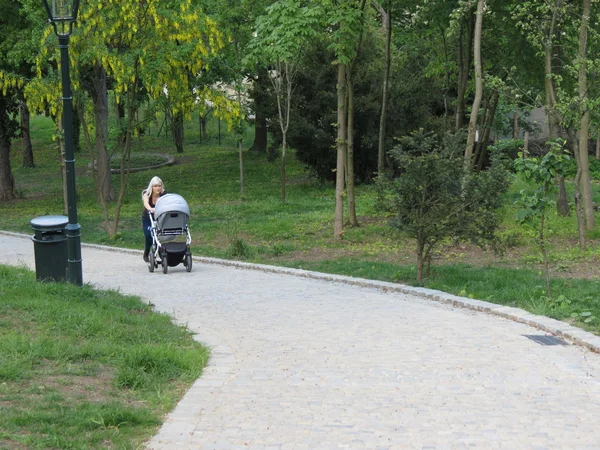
[30,215,69,282]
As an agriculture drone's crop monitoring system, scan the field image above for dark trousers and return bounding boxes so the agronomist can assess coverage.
[142,215,153,253]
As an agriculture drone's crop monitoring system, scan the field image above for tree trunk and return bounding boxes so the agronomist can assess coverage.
[596,131,600,159]
[416,238,425,281]
[0,95,15,200]
[170,109,184,153]
[334,63,347,240]
[541,30,570,217]
[90,63,114,202]
[455,9,475,131]
[476,89,499,171]
[377,0,391,176]
[464,0,484,163]
[513,112,519,139]
[108,98,136,237]
[567,128,587,251]
[237,90,245,203]
[249,68,269,153]
[577,0,595,230]
[550,101,570,217]
[539,213,551,298]
[234,43,246,202]
[556,175,570,216]
[251,113,268,153]
[20,99,34,168]
[346,73,358,227]
[200,115,208,141]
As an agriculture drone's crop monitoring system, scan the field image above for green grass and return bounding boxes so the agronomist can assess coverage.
[2,113,600,337]
[0,264,208,449]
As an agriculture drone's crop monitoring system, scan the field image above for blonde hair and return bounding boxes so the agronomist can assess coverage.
[142,176,165,200]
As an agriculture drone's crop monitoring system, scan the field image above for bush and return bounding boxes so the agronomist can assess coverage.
[378,130,510,280]
[489,139,524,163]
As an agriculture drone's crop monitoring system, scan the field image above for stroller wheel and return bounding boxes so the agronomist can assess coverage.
[185,253,192,272]
[148,251,155,273]
[162,254,168,274]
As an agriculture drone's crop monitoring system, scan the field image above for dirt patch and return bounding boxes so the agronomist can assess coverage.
[0,438,28,449]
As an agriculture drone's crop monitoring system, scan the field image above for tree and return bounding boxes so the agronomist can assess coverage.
[246,0,321,203]
[513,0,598,248]
[380,130,509,280]
[0,0,46,197]
[464,0,484,163]
[28,0,229,236]
[374,0,391,176]
[0,89,18,200]
[515,140,571,298]
[576,0,595,230]
[328,0,369,237]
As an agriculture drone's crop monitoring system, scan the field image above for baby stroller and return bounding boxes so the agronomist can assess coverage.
[148,193,193,274]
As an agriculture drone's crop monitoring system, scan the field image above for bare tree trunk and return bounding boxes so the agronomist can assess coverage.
[249,67,269,153]
[464,0,484,163]
[568,128,587,251]
[456,9,475,131]
[476,89,499,171]
[416,238,425,281]
[170,109,184,153]
[20,99,34,168]
[541,22,570,217]
[577,0,595,230]
[198,112,210,141]
[90,64,115,202]
[548,90,570,217]
[440,25,451,134]
[346,73,358,227]
[272,61,294,204]
[0,94,15,201]
[539,214,551,298]
[334,63,347,240]
[234,43,246,202]
[108,99,136,236]
[377,0,391,176]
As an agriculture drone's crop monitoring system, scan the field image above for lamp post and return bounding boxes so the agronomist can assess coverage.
[42,0,83,286]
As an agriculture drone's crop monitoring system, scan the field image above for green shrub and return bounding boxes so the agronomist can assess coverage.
[379,130,510,280]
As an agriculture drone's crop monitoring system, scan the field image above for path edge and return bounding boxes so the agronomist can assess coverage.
[3,229,599,354]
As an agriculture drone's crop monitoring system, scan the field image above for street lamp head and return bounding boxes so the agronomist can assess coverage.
[42,0,80,36]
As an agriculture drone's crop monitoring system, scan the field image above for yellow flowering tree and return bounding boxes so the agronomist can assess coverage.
[28,0,238,236]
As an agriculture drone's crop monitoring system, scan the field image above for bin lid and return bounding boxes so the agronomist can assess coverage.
[30,215,69,230]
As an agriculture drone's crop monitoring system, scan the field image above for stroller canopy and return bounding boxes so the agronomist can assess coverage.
[154,194,190,220]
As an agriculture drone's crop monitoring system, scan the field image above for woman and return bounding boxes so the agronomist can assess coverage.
[141,176,166,262]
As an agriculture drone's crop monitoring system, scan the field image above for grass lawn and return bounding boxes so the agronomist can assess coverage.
[0,264,208,449]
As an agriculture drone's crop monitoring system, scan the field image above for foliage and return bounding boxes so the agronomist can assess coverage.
[380,130,510,279]
[564,152,600,180]
[514,141,572,229]
[270,31,445,183]
[489,139,524,164]
[514,139,572,297]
